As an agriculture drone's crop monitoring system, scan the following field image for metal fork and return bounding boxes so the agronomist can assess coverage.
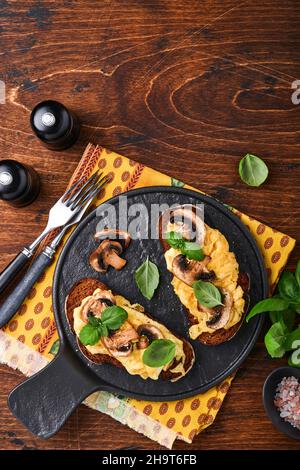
[0,172,110,327]
[0,171,106,296]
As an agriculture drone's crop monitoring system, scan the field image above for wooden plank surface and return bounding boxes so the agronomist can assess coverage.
[0,0,299,450]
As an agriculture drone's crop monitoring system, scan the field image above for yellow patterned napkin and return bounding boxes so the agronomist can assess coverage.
[0,143,295,449]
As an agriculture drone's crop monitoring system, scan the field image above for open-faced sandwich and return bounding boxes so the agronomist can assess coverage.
[65,278,195,381]
[159,204,249,345]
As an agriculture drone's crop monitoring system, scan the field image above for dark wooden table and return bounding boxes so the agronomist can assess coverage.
[0,0,299,451]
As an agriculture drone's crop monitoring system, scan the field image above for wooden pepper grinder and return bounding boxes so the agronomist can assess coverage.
[0,159,40,207]
[30,100,80,151]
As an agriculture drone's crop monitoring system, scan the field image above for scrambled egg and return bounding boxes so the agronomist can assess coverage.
[164,225,245,339]
[73,291,186,380]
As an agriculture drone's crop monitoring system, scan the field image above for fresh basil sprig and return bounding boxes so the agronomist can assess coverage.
[278,271,300,304]
[182,242,205,261]
[49,339,60,356]
[135,257,160,300]
[284,325,300,351]
[264,322,288,358]
[269,309,296,332]
[79,306,128,346]
[265,324,300,359]
[295,260,300,287]
[193,280,223,308]
[165,230,185,250]
[171,177,184,188]
[246,298,289,322]
[165,231,204,261]
[102,306,128,330]
[142,339,176,367]
[247,261,300,366]
[239,153,269,187]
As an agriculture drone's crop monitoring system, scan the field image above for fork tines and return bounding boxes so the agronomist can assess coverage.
[62,171,110,210]
[76,174,110,207]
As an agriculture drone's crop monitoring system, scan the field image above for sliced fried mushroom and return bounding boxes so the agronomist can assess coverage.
[90,229,131,273]
[89,239,126,273]
[137,324,164,349]
[101,240,126,270]
[81,290,115,323]
[203,290,233,330]
[137,335,149,350]
[165,205,205,245]
[102,322,139,357]
[94,229,131,248]
[172,254,215,286]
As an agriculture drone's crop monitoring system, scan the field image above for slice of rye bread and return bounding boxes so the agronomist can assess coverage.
[172,269,249,345]
[65,277,195,381]
[191,309,247,345]
[197,273,250,345]
[158,208,250,346]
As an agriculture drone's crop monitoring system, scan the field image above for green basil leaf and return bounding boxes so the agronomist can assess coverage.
[288,350,300,368]
[264,322,288,358]
[171,177,184,188]
[101,306,128,331]
[135,257,160,300]
[269,309,296,332]
[246,298,289,322]
[79,324,100,346]
[238,154,269,187]
[269,311,278,324]
[142,339,176,368]
[284,326,300,351]
[165,232,204,261]
[296,260,300,288]
[193,280,223,308]
[88,315,102,327]
[49,339,60,356]
[283,299,300,309]
[98,323,109,337]
[278,272,300,301]
[181,242,205,261]
[165,231,185,250]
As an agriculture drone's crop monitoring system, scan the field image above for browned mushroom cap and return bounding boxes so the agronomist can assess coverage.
[102,322,139,357]
[172,254,215,286]
[161,205,205,246]
[94,229,131,248]
[203,290,233,330]
[89,239,127,273]
[81,290,115,323]
[137,335,149,350]
[136,324,164,349]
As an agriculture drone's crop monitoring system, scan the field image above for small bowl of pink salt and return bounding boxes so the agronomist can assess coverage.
[263,367,300,440]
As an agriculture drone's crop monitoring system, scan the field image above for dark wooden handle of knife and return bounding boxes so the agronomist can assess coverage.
[0,252,52,328]
[0,251,30,296]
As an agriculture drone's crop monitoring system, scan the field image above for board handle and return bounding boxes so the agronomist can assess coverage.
[8,347,106,438]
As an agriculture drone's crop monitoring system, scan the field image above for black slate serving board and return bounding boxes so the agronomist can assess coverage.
[8,187,268,438]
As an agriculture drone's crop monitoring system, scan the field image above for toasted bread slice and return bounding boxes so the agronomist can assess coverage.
[184,273,249,345]
[198,317,244,345]
[198,273,249,345]
[187,304,246,345]
[65,278,195,381]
